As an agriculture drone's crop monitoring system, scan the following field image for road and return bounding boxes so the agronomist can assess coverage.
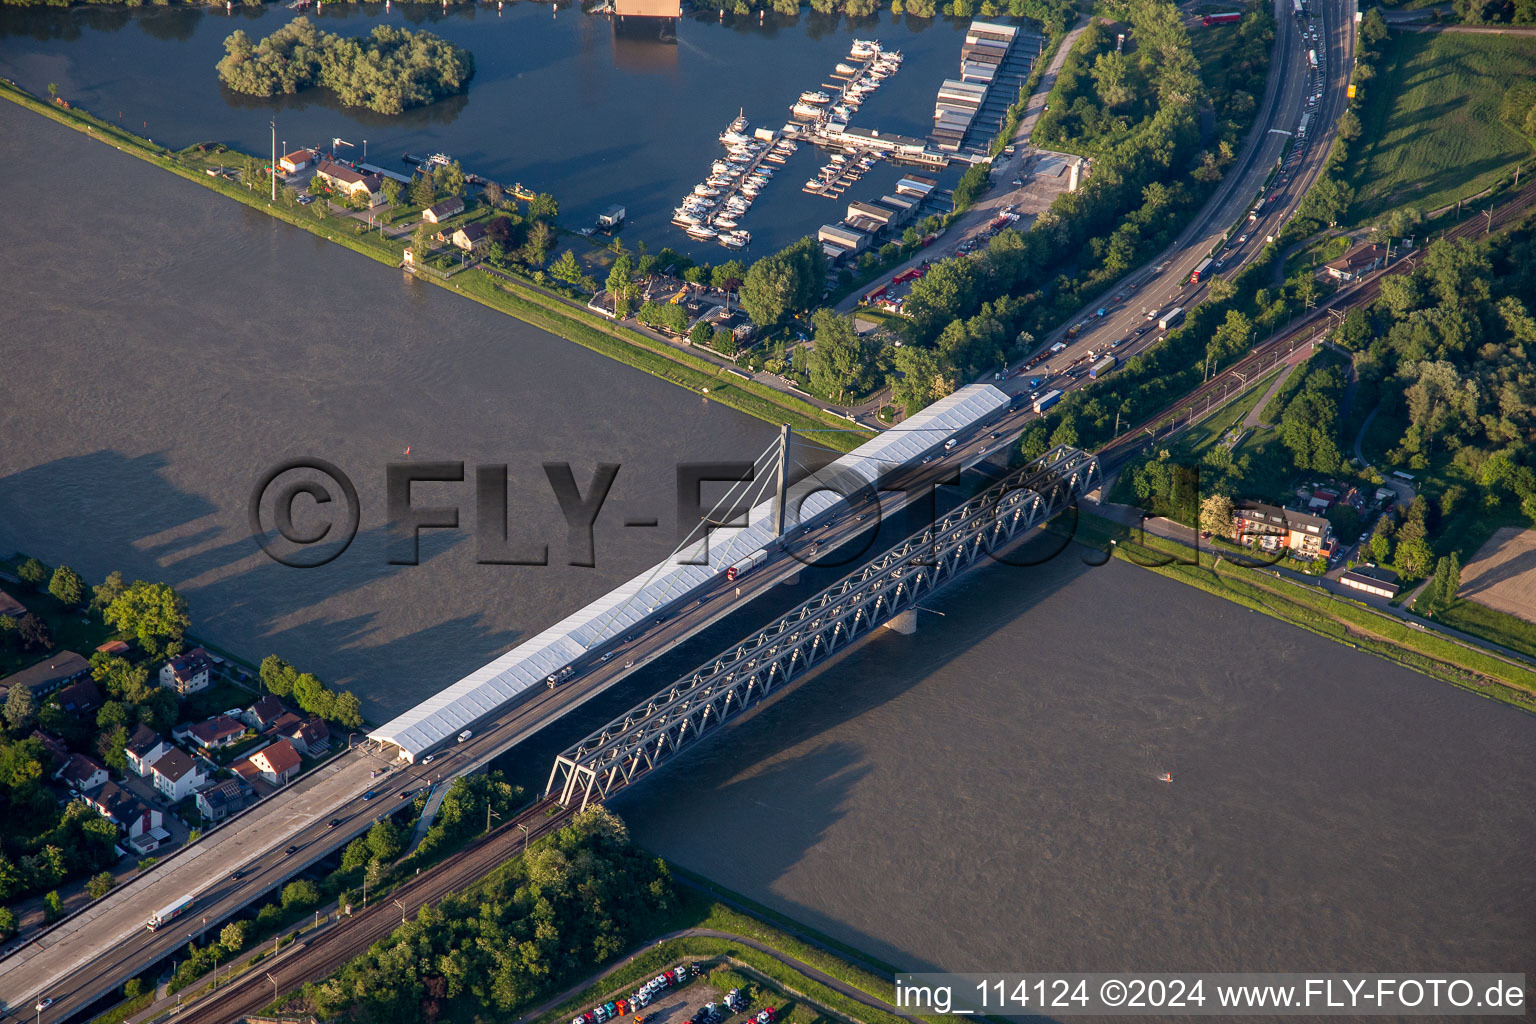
[1002,0,1352,401]
[6,394,1039,1024]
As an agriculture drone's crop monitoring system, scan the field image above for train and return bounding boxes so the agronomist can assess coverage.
[726,548,769,582]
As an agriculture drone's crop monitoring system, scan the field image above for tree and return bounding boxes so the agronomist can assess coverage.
[521,220,552,266]
[381,178,403,207]
[367,818,403,862]
[551,249,584,287]
[1393,535,1434,578]
[332,690,364,729]
[688,320,713,347]
[1296,175,1353,226]
[17,613,53,651]
[411,221,436,260]
[280,879,321,910]
[0,907,15,939]
[220,919,249,952]
[410,172,436,208]
[48,565,86,607]
[1199,493,1235,539]
[103,582,190,659]
[87,871,115,900]
[92,570,126,612]
[1091,51,1132,107]
[42,890,64,923]
[481,181,504,208]
[260,654,296,696]
[606,254,636,319]
[1337,110,1362,142]
[1378,274,1422,317]
[528,193,559,222]
[433,160,466,198]
[1205,276,1236,303]
[18,557,47,587]
[4,685,36,731]
[806,309,875,401]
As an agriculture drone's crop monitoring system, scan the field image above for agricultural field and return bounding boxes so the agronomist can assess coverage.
[1456,527,1536,624]
[1347,32,1536,220]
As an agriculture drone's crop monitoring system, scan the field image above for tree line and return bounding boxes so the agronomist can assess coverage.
[217,18,474,115]
[292,807,674,1022]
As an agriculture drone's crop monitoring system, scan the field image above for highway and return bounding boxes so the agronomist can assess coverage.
[5,396,1039,1024]
[1007,0,1354,398]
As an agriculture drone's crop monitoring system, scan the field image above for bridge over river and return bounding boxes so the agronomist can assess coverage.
[2,383,1098,1023]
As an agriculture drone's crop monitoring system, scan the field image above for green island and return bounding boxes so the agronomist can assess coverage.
[217,18,474,115]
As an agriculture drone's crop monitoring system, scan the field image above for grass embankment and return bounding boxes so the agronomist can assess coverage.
[1433,599,1536,660]
[0,81,868,450]
[1347,31,1536,220]
[1063,514,1536,710]
[540,884,955,1024]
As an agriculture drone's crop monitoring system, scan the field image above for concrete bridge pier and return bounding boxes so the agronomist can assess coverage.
[884,609,918,635]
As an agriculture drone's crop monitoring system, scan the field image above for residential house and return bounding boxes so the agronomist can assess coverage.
[29,729,70,765]
[149,748,208,803]
[422,197,465,224]
[451,222,491,253]
[1233,502,1334,559]
[242,738,302,787]
[56,679,104,716]
[79,780,168,853]
[1324,243,1383,282]
[0,589,24,621]
[195,779,248,823]
[313,160,383,205]
[55,752,109,792]
[282,716,331,757]
[0,651,91,704]
[242,695,287,732]
[125,723,172,777]
[1339,565,1400,599]
[180,715,246,751]
[95,639,132,657]
[279,149,315,174]
[159,650,212,695]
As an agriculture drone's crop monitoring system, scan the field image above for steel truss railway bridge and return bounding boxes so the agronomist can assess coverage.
[547,444,1099,808]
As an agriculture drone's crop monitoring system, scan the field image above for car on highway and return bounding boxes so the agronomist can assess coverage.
[363,790,376,800]
[1238,233,1250,244]
[601,651,616,662]
[285,845,298,856]
[422,754,435,764]
[990,431,1000,438]
[1214,258,1226,270]
[398,789,412,799]
[1135,325,1151,336]
[922,455,933,464]
[231,869,245,880]
[36,998,53,1011]
[1011,177,1023,186]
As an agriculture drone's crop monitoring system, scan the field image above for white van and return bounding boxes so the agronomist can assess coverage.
[457,730,472,743]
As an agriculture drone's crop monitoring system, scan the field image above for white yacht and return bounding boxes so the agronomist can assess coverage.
[686,224,719,240]
[799,90,832,104]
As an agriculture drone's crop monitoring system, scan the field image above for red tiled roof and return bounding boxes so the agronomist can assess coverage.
[251,738,301,776]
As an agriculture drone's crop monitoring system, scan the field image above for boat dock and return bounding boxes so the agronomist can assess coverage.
[929,20,1044,158]
[673,113,795,249]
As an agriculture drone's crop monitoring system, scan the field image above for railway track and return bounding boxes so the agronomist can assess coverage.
[168,798,573,1024]
[1096,178,1536,469]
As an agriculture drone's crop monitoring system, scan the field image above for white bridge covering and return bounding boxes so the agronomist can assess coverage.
[368,384,1010,760]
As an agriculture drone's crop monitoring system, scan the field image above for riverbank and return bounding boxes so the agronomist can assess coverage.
[0,80,867,450]
[1062,510,1536,712]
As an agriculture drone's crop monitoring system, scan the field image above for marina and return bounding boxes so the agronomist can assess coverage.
[672,111,794,249]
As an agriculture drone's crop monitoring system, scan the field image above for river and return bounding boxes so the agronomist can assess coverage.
[1,96,1532,992]
[0,0,994,256]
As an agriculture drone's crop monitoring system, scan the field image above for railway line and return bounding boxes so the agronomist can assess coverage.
[168,799,574,1024]
[1095,178,1536,469]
